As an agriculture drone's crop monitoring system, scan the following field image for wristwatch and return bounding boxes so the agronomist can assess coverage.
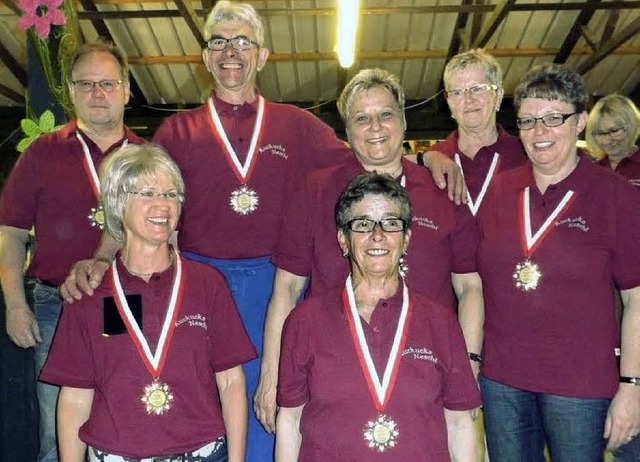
[620,376,640,386]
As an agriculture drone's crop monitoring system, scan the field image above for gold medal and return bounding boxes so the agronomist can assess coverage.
[364,414,399,452]
[141,379,173,415]
[88,205,105,229]
[513,259,542,291]
[230,185,259,215]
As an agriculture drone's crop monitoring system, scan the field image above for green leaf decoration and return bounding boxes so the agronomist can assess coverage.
[17,110,64,153]
[39,110,55,132]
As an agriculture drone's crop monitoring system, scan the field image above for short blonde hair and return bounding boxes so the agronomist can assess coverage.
[444,49,503,89]
[100,144,185,243]
[586,94,640,159]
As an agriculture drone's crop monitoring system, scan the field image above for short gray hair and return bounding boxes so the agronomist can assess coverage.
[337,68,406,128]
[335,171,412,232]
[67,42,129,83]
[513,63,587,114]
[100,144,185,243]
[203,0,265,46]
[586,94,640,158]
[444,49,503,89]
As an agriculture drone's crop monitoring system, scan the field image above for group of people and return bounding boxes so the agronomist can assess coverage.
[1,1,639,461]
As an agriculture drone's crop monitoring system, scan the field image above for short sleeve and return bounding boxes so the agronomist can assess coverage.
[39,301,96,388]
[277,305,312,407]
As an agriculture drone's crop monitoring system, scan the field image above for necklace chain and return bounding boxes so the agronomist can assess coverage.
[124,253,173,277]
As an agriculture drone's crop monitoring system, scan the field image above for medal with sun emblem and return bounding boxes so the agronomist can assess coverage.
[513,259,542,291]
[141,379,174,415]
[88,205,105,229]
[229,185,259,215]
[364,414,399,452]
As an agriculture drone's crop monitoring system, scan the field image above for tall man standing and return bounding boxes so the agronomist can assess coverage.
[0,42,142,461]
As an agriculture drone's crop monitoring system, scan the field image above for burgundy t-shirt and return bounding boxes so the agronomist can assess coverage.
[0,122,143,286]
[477,156,640,398]
[272,155,478,307]
[429,125,527,215]
[598,147,640,186]
[278,284,481,461]
[40,256,256,458]
[152,94,352,259]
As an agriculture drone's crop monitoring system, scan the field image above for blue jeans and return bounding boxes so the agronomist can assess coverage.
[480,375,609,462]
[26,280,62,462]
[182,253,275,462]
[614,434,640,461]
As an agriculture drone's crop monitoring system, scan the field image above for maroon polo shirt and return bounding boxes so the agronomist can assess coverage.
[272,155,478,308]
[429,125,527,213]
[477,155,640,398]
[152,93,352,259]
[40,256,257,458]
[598,147,640,186]
[0,122,144,286]
[278,285,481,461]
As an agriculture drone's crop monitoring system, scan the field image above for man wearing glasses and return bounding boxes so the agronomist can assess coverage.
[0,42,142,461]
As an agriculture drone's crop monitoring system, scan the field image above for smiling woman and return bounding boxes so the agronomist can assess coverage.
[39,143,257,461]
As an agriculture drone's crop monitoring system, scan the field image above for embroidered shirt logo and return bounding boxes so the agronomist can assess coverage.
[413,216,439,231]
[175,314,207,330]
[402,346,439,364]
[259,144,288,160]
[555,216,590,233]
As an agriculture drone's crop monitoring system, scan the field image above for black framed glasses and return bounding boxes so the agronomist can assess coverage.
[71,79,123,93]
[204,35,259,51]
[516,112,577,130]
[126,190,185,203]
[592,126,627,139]
[347,218,406,233]
[445,84,498,100]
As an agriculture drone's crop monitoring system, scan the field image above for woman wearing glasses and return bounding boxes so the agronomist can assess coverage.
[474,64,640,461]
[426,49,526,217]
[276,172,480,461]
[586,94,640,187]
[256,69,483,434]
[40,144,256,462]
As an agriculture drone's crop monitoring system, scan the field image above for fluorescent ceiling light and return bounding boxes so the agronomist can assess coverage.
[336,0,359,68]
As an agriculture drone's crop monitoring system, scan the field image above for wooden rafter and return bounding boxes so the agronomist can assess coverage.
[0,82,24,103]
[0,40,27,87]
[577,16,640,74]
[471,0,516,48]
[173,0,205,45]
[554,0,601,64]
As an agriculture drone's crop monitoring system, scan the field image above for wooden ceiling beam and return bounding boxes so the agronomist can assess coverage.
[554,0,601,64]
[471,0,517,49]
[173,0,205,45]
[0,83,24,103]
[577,16,640,74]
[0,0,21,15]
[0,40,27,86]
[126,45,640,65]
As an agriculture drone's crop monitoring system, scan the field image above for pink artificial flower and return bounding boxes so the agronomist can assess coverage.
[18,0,66,39]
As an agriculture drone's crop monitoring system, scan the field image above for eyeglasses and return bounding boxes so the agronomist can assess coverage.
[592,126,627,139]
[445,84,498,100]
[204,35,259,51]
[126,190,184,202]
[516,112,577,130]
[71,80,123,93]
[346,218,406,233]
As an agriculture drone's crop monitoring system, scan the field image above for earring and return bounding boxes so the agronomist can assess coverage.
[399,254,408,278]
[342,250,349,258]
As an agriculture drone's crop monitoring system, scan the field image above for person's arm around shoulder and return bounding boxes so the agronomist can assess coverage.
[58,386,94,462]
[444,408,478,462]
[452,272,484,382]
[0,225,42,348]
[408,150,467,204]
[275,404,304,462]
[254,268,308,433]
[60,232,122,303]
[605,285,640,450]
[216,365,249,462]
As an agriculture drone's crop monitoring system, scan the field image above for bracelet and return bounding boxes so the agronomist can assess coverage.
[467,352,483,364]
[416,151,426,167]
[620,376,640,386]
